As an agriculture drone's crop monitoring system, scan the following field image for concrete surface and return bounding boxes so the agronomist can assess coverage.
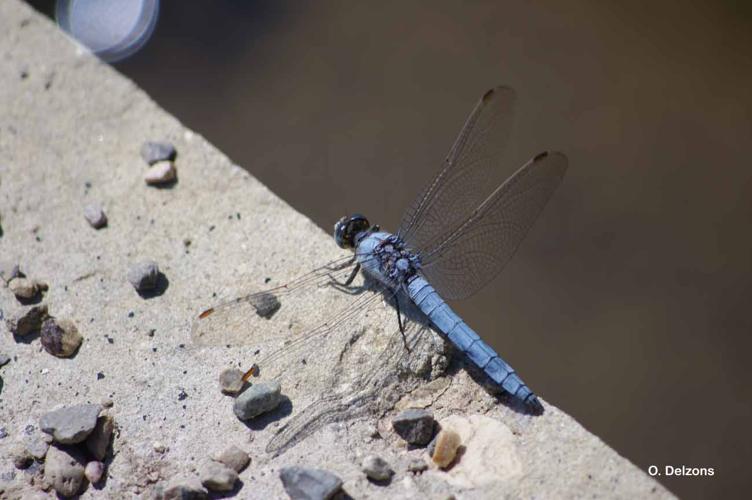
[0,1,672,498]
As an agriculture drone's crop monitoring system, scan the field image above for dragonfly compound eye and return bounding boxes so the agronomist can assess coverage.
[334,214,370,249]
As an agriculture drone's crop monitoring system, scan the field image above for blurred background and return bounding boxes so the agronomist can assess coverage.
[27,1,752,497]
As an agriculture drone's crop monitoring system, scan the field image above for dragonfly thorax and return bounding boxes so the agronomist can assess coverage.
[373,235,421,285]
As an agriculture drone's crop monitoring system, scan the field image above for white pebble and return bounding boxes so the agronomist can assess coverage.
[144,161,176,185]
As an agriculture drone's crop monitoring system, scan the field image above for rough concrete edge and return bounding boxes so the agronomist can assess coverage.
[0,1,672,498]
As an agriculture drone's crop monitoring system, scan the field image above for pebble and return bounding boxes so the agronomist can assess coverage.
[0,353,10,367]
[83,203,108,229]
[0,261,20,284]
[431,429,462,469]
[127,260,159,292]
[153,441,167,453]
[211,445,250,473]
[25,436,49,460]
[163,477,209,500]
[6,304,48,336]
[407,458,428,474]
[85,414,114,460]
[0,427,7,439]
[219,368,245,395]
[40,318,83,358]
[279,466,342,500]
[40,403,101,444]
[233,380,282,420]
[140,141,177,164]
[362,454,394,482]
[250,292,281,319]
[84,460,105,484]
[43,444,86,497]
[144,161,177,185]
[199,461,238,492]
[392,409,436,446]
[8,277,45,300]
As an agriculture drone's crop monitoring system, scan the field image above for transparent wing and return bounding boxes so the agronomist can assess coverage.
[265,318,436,455]
[419,152,568,299]
[191,254,357,347]
[191,255,448,455]
[398,86,516,253]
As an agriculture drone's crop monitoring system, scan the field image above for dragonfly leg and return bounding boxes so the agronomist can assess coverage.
[327,264,366,295]
[394,295,410,352]
[325,255,357,271]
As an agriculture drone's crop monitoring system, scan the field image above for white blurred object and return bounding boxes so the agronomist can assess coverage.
[56,0,160,62]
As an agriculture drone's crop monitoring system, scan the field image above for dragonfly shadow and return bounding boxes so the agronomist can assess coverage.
[443,355,544,416]
[242,396,293,432]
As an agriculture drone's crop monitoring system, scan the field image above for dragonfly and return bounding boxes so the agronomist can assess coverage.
[192,86,567,455]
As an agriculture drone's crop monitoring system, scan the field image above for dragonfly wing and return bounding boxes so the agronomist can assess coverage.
[420,152,568,300]
[398,87,516,254]
[191,255,356,346]
[265,313,445,456]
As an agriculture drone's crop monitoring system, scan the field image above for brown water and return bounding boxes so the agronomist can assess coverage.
[29,1,752,497]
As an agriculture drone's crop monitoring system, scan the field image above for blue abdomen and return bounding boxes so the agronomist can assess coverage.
[407,276,542,413]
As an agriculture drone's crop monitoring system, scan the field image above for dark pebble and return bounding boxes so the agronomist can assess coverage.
[7,304,48,337]
[232,380,282,420]
[250,292,281,319]
[392,408,436,446]
[40,318,83,357]
[279,466,342,500]
[140,141,177,164]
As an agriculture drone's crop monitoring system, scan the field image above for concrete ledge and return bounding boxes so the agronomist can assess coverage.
[0,1,671,498]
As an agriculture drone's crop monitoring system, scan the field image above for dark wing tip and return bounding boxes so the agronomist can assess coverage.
[533,151,549,162]
[532,150,568,175]
[482,85,515,104]
[198,307,214,319]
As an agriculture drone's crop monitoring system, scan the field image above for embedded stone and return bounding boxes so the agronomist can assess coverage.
[40,404,101,444]
[279,466,342,500]
[233,380,282,420]
[40,318,82,358]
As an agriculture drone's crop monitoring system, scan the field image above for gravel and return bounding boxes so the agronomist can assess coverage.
[199,461,238,492]
[233,380,282,420]
[140,141,177,164]
[44,444,87,497]
[84,460,105,484]
[250,292,281,319]
[362,454,394,482]
[211,445,250,473]
[127,260,159,292]
[407,458,428,474]
[40,404,101,444]
[40,317,83,358]
[144,161,177,185]
[392,408,436,446]
[279,466,343,500]
[163,477,209,500]
[219,368,245,395]
[431,428,462,469]
[85,414,114,460]
[83,202,108,229]
[6,304,48,337]
[8,277,44,300]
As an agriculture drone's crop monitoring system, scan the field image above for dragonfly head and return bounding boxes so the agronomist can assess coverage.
[334,214,370,249]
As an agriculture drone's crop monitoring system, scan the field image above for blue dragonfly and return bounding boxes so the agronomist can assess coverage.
[193,86,567,454]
